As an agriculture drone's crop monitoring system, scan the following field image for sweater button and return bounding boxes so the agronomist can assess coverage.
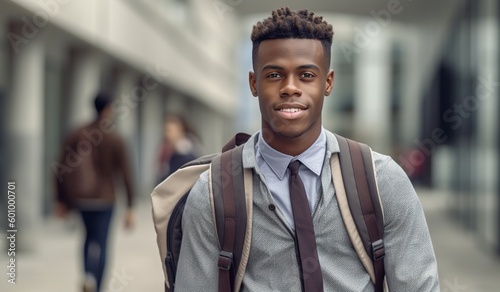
[268,204,276,211]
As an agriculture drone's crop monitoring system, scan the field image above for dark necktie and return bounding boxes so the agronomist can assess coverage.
[288,160,324,292]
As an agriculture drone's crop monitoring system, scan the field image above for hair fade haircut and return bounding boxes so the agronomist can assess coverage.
[251,7,334,69]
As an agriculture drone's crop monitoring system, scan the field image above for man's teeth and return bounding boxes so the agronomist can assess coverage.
[280,108,302,113]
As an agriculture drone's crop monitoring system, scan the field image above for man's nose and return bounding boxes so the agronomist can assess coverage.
[279,76,302,97]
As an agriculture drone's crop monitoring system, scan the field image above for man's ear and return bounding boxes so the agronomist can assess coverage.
[249,71,258,97]
[324,70,334,96]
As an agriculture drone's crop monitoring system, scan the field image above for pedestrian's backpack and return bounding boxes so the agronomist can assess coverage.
[151,133,386,292]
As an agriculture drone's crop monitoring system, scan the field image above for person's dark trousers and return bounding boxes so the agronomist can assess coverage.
[80,207,114,291]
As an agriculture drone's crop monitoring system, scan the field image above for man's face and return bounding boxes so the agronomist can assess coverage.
[249,38,334,143]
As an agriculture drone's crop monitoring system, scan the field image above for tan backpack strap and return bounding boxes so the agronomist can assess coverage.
[331,153,376,281]
[334,134,385,292]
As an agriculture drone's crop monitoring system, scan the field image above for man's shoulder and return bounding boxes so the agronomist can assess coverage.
[185,169,212,211]
[369,150,408,181]
[324,130,407,180]
[371,151,393,168]
[241,132,260,168]
[370,150,416,201]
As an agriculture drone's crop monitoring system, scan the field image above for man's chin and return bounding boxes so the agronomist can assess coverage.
[275,128,305,139]
[261,123,315,142]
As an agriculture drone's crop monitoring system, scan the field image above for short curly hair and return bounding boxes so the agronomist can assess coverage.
[251,7,334,69]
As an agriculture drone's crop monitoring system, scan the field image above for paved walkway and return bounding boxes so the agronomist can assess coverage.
[1,189,499,291]
[420,189,500,292]
[1,199,164,292]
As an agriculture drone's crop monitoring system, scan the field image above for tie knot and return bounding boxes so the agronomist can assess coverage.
[288,160,301,175]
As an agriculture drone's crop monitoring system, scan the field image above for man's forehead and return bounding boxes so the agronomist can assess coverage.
[256,39,324,64]
[259,38,323,48]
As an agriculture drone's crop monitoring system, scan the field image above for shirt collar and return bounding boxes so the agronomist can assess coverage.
[257,128,326,180]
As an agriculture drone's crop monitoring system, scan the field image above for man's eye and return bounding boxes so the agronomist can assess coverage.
[267,73,281,78]
[301,72,315,78]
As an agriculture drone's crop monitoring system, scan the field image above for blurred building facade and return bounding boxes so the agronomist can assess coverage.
[1,0,240,248]
[234,0,500,255]
[422,0,499,254]
[1,0,499,257]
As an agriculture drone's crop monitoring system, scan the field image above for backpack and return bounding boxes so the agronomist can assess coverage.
[150,133,386,292]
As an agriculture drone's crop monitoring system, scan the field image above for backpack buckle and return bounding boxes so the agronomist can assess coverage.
[371,239,385,261]
[218,251,233,270]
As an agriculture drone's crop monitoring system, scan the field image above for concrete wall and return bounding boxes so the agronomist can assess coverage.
[1,0,241,250]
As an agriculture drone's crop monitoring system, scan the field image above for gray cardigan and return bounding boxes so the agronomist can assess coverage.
[175,130,439,291]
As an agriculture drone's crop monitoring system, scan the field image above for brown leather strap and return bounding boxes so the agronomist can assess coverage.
[231,146,247,279]
[218,150,236,292]
[222,133,251,152]
[212,142,248,292]
[335,134,385,292]
[360,146,384,234]
[347,140,380,244]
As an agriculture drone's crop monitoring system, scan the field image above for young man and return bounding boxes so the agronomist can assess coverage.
[55,93,135,292]
[175,8,439,291]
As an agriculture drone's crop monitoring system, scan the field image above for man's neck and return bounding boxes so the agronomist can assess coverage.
[263,127,322,157]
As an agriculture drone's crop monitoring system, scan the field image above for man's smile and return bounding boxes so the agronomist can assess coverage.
[279,108,303,113]
[275,107,307,119]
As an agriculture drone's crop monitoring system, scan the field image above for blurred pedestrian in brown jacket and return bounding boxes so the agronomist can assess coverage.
[54,92,135,292]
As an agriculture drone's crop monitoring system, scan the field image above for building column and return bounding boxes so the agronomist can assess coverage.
[191,103,224,154]
[139,89,164,195]
[43,43,66,216]
[353,32,392,153]
[0,14,8,223]
[476,0,499,251]
[6,25,45,250]
[0,15,6,91]
[66,49,101,131]
[400,29,423,146]
[115,70,140,138]
[114,70,141,200]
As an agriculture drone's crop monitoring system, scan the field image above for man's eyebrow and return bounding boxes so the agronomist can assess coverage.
[261,65,284,72]
[297,64,320,70]
[261,64,321,72]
